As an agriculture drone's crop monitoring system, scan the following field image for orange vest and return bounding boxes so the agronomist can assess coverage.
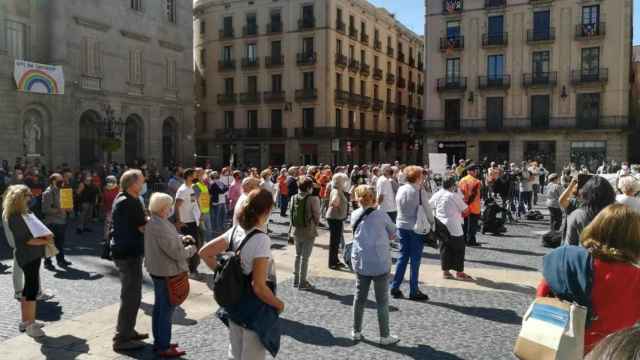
[459,175,481,215]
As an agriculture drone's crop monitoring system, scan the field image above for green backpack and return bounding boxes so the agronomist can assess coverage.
[291,194,309,227]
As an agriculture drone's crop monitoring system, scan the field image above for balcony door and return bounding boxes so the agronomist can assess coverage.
[272,74,282,92]
[532,51,550,82]
[581,47,600,79]
[247,43,257,61]
[487,54,504,84]
[446,58,460,83]
[271,41,281,59]
[302,5,314,22]
[247,76,257,94]
[302,37,314,56]
[531,95,550,129]
[488,15,504,44]
[582,5,599,26]
[222,46,232,62]
[577,93,600,129]
[533,10,550,40]
[444,99,461,131]
[303,72,314,90]
[486,97,503,130]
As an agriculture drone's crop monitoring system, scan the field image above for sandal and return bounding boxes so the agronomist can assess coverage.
[455,272,474,281]
[442,272,454,280]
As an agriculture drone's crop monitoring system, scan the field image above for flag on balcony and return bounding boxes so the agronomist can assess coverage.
[446,0,461,14]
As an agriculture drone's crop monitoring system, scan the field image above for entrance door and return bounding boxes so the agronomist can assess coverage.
[524,141,556,172]
[125,115,144,165]
[479,141,509,164]
[444,99,461,130]
[438,141,467,165]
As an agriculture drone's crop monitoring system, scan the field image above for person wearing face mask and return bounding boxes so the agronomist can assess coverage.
[41,173,72,268]
[290,177,321,290]
[192,168,212,242]
[76,175,99,235]
[101,176,120,260]
[174,169,202,277]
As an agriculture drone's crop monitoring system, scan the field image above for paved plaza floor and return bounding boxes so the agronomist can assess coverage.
[0,204,553,359]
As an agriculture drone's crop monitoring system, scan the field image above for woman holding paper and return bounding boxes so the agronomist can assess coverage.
[2,184,52,338]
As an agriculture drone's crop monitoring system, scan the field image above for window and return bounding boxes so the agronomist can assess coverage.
[302,5,314,26]
[444,99,461,130]
[349,77,355,93]
[303,38,314,55]
[336,73,342,90]
[360,80,366,96]
[129,49,143,84]
[581,47,600,76]
[270,10,282,32]
[199,48,206,67]
[247,110,258,130]
[577,93,600,129]
[166,58,176,89]
[570,141,606,172]
[446,58,460,80]
[386,88,391,101]
[360,113,366,133]
[247,43,257,61]
[271,74,282,92]
[348,111,355,131]
[487,54,504,79]
[387,61,391,72]
[271,110,283,135]
[166,0,176,23]
[224,78,234,94]
[246,13,257,35]
[81,37,102,76]
[303,108,315,129]
[349,15,355,28]
[582,6,599,25]
[303,72,314,89]
[349,45,355,60]
[131,0,143,11]
[7,20,28,60]
[201,79,206,97]
[447,21,461,38]
[336,109,342,129]
[374,84,379,99]
[396,91,402,105]
[531,95,550,128]
[486,97,504,129]
[222,46,233,61]
[337,8,343,22]
[224,111,234,129]
[360,50,366,64]
[532,51,550,78]
[199,20,206,34]
[374,55,379,68]
[488,15,504,44]
[374,28,380,42]
[336,39,342,55]
[223,16,233,35]
[361,21,366,35]
[533,10,550,39]
[247,76,257,94]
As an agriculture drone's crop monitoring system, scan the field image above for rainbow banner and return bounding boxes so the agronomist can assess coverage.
[14,60,65,95]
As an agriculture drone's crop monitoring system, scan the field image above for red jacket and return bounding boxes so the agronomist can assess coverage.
[102,187,119,214]
[537,259,640,354]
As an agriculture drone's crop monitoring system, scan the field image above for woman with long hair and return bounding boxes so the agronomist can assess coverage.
[2,185,52,337]
[564,176,616,246]
[326,173,349,270]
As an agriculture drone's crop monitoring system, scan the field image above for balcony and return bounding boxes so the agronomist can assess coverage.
[360,33,369,45]
[571,69,608,85]
[265,55,284,68]
[396,105,407,116]
[575,23,605,40]
[241,57,260,69]
[296,52,317,66]
[423,116,628,133]
[219,28,234,39]
[335,89,349,104]
[217,93,237,105]
[418,83,424,94]
[387,46,394,57]
[436,77,467,92]
[418,61,424,70]
[360,96,371,109]
[397,77,406,89]
[335,54,348,68]
[218,59,236,71]
[349,26,358,39]
[439,36,464,52]
[408,81,416,92]
[348,59,360,72]
[442,0,463,15]
[263,91,286,103]
[398,52,405,63]
[386,73,395,85]
[374,39,382,51]
[385,102,396,114]
[482,33,508,47]
[295,88,317,102]
[298,17,316,30]
[372,98,383,111]
[527,28,555,43]
[336,21,346,34]
[215,128,287,140]
[522,72,558,88]
[529,0,554,4]
[239,92,261,105]
[409,57,416,67]
[373,68,383,81]
[242,24,258,37]
[478,75,511,90]
[348,92,360,107]
[267,22,283,34]
[360,63,370,77]
[484,0,505,8]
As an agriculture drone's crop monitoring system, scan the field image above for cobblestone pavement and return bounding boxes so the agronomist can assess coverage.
[0,201,553,359]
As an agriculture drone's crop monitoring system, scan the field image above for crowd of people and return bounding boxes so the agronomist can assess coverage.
[1,157,640,358]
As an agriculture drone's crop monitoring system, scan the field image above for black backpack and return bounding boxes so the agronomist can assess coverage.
[213,227,262,307]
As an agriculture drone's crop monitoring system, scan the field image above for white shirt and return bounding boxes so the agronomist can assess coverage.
[528,167,540,186]
[429,188,468,237]
[617,194,640,213]
[223,226,276,282]
[376,176,397,212]
[233,193,248,226]
[175,184,197,223]
[260,179,276,196]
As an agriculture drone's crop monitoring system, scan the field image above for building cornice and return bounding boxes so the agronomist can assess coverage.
[73,16,111,32]
[158,40,185,52]
[120,30,151,42]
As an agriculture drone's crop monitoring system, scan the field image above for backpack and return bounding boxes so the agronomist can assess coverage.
[213,227,261,307]
[290,194,309,227]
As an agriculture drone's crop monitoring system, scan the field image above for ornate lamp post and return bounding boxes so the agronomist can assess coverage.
[98,104,125,163]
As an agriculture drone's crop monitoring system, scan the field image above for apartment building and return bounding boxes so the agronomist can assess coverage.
[194,0,425,168]
[424,0,634,171]
[0,0,194,168]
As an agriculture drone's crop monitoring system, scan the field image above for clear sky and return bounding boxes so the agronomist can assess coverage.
[368,0,640,45]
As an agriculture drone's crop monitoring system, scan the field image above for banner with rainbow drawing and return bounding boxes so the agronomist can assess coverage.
[14,60,65,95]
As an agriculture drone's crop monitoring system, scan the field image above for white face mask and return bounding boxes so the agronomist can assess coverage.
[168,205,175,218]
[140,182,148,196]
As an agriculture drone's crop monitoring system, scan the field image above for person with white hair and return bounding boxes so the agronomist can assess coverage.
[326,172,349,269]
[376,164,398,222]
[616,176,640,213]
[233,176,261,226]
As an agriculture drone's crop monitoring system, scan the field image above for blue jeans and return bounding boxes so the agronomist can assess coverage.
[279,195,289,217]
[211,204,226,233]
[201,212,213,242]
[151,276,176,352]
[390,229,425,296]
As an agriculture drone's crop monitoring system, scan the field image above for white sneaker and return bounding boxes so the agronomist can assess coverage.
[351,331,362,341]
[19,321,44,333]
[379,335,400,346]
[36,290,55,302]
[25,323,45,338]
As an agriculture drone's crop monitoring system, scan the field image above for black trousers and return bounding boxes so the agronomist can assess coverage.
[549,207,563,232]
[463,214,480,245]
[327,219,343,267]
[22,258,41,301]
[48,223,67,262]
[180,222,202,273]
[440,235,466,272]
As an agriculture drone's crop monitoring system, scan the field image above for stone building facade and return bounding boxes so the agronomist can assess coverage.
[424,0,636,172]
[194,0,425,168]
[0,0,195,169]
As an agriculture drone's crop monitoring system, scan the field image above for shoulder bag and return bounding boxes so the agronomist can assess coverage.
[414,190,431,235]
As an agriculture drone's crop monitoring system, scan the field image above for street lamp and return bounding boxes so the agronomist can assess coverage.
[98,104,125,163]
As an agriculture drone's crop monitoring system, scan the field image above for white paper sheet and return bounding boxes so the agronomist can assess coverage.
[22,213,53,238]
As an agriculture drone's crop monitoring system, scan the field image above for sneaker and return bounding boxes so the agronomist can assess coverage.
[298,281,315,290]
[36,290,55,302]
[157,347,186,358]
[43,259,54,268]
[130,331,149,341]
[351,331,363,341]
[25,323,45,338]
[379,335,400,346]
[57,259,72,267]
[19,321,44,333]
[390,289,404,299]
[113,340,146,352]
[409,291,430,302]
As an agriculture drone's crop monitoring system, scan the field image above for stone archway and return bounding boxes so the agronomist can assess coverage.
[162,117,178,166]
[79,110,102,167]
[125,114,144,165]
